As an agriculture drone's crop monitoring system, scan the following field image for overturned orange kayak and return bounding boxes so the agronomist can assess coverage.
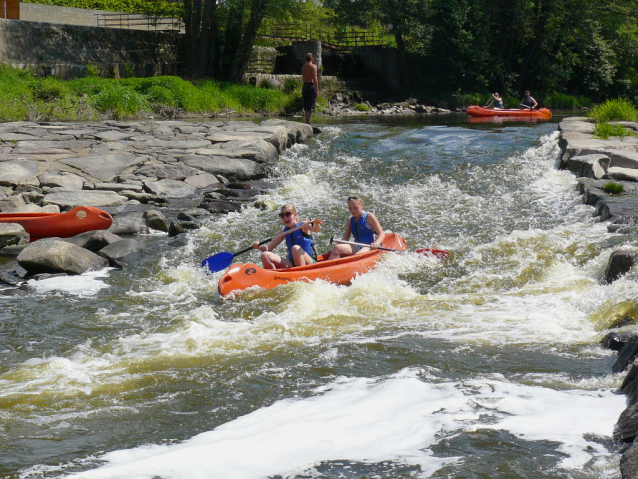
[0,206,113,241]
[218,232,407,297]
[466,105,552,119]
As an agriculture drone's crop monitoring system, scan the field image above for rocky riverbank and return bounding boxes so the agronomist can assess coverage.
[558,117,638,479]
[0,119,312,288]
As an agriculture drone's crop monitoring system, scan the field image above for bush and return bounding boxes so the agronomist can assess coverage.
[354,103,370,111]
[85,63,100,78]
[602,182,624,195]
[593,122,637,139]
[283,77,301,94]
[589,98,638,122]
[29,77,67,101]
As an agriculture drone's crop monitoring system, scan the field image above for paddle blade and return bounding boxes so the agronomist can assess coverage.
[416,248,450,260]
[201,252,234,274]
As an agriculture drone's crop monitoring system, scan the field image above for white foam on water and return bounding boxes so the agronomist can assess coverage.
[55,369,623,479]
[26,269,112,297]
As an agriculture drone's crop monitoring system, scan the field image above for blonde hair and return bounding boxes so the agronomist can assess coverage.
[280,204,297,214]
[347,196,364,207]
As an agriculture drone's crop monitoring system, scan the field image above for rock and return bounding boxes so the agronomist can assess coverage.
[108,213,147,235]
[180,154,269,181]
[0,223,29,248]
[617,402,638,442]
[168,233,188,246]
[134,164,200,181]
[614,336,638,373]
[98,239,139,266]
[17,239,109,275]
[143,179,199,199]
[38,173,84,190]
[94,183,143,192]
[60,154,151,182]
[261,119,313,143]
[0,195,26,212]
[218,188,259,198]
[177,221,199,230]
[605,251,634,283]
[622,363,638,405]
[8,204,59,214]
[168,222,183,237]
[200,200,243,214]
[0,244,29,256]
[92,130,138,141]
[197,139,278,163]
[620,440,638,478]
[184,173,222,189]
[64,230,123,252]
[0,269,25,286]
[43,190,128,209]
[0,160,38,186]
[22,191,45,205]
[564,154,610,179]
[177,212,197,222]
[602,331,635,351]
[119,191,167,204]
[144,209,169,232]
[607,167,638,182]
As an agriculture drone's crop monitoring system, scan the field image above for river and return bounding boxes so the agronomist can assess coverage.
[1,114,634,479]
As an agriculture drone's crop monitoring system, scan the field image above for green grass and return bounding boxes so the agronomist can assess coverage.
[354,103,370,112]
[602,182,624,195]
[593,122,637,139]
[22,0,182,17]
[0,64,305,121]
[589,98,638,122]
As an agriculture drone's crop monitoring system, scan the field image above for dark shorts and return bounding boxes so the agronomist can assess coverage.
[302,83,316,112]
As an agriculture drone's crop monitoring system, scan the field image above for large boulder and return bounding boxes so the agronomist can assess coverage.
[144,209,169,232]
[0,223,29,248]
[17,239,109,275]
[64,230,124,252]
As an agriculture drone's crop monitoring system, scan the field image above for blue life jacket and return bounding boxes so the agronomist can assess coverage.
[285,221,315,261]
[350,211,375,244]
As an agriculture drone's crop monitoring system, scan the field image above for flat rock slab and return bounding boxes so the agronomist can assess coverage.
[0,160,38,186]
[38,172,85,190]
[607,167,638,182]
[198,139,278,163]
[184,173,221,189]
[143,179,199,198]
[564,154,610,179]
[43,190,128,209]
[134,164,201,180]
[180,154,268,181]
[17,239,109,275]
[91,131,139,141]
[60,154,151,182]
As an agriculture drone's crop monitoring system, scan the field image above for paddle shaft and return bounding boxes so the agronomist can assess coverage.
[332,238,400,253]
[234,221,313,257]
[332,237,450,258]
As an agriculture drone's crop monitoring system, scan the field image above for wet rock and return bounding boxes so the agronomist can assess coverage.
[168,221,183,237]
[177,212,197,222]
[0,269,25,286]
[43,190,128,210]
[108,213,147,235]
[606,252,635,283]
[143,179,199,199]
[64,230,124,252]
[620,440,638,479]
[17,239,109,275]
[32,272,69,281]
[622,363,638,406]
[144,209,169,232]
[0,223,29,248]
[616,337,638,374]
[0,160,38,187]
[602,332,636,351]
[98,239,139,266]
[177,221,199,230]
[617,402,638,443]
[218,188,260,198]
[0,284,36,296]
[168,233,188,246]
[200,200,243,214]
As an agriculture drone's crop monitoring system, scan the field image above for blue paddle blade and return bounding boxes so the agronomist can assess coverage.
[201,251,234,274]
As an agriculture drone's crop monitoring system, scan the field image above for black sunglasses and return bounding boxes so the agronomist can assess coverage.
[279,211,293,218]
[347,196,361,201]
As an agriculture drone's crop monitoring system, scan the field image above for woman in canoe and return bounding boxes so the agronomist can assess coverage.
[329,196,385,260]
[253,204,323,269]
[485,92,504,109]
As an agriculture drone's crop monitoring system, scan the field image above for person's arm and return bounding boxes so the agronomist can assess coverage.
[366,213,385,249]
[341,219,352,241]
[253,228,285,252]
[312,64,319,92]
[531,97,538,109]
[301,218,323,234]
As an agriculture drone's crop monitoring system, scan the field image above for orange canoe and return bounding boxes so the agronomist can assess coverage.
[466,105,552,119]
[218,232,407,297]
[0,206,113,241]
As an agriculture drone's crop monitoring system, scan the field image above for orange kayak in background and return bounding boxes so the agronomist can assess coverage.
[218,232,408,297]
[0,206,113,241]
[466,105,552,119]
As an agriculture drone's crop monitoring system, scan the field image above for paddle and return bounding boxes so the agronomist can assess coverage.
[330,237,450,259]
[202,221,315,273]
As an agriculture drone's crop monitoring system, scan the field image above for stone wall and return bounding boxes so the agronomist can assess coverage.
[0,19,181,79]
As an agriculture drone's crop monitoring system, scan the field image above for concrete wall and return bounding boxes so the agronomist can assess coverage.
[0,19,181,79]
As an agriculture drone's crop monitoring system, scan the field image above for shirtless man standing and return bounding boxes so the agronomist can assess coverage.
[301,53,319,125]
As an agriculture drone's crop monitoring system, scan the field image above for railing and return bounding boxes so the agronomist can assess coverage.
[259,21,392,49]
[95,13,182,32]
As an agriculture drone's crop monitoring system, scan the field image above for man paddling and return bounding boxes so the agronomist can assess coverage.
[301,53,319,125]
[519,90,538,110]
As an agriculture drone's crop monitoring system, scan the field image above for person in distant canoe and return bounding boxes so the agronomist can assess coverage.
[329,196,385,260]
[485,92,504,109]
[520,90,538,110]
[253,204,323,269]
[301,53,319,125]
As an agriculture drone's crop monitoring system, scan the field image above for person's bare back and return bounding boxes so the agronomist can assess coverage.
[301,53,319,124]
[301,61,318,87]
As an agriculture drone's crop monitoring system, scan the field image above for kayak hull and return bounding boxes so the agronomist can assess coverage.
[218,232,407,297]
[466,105,552,119]
[0,206,113,241]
